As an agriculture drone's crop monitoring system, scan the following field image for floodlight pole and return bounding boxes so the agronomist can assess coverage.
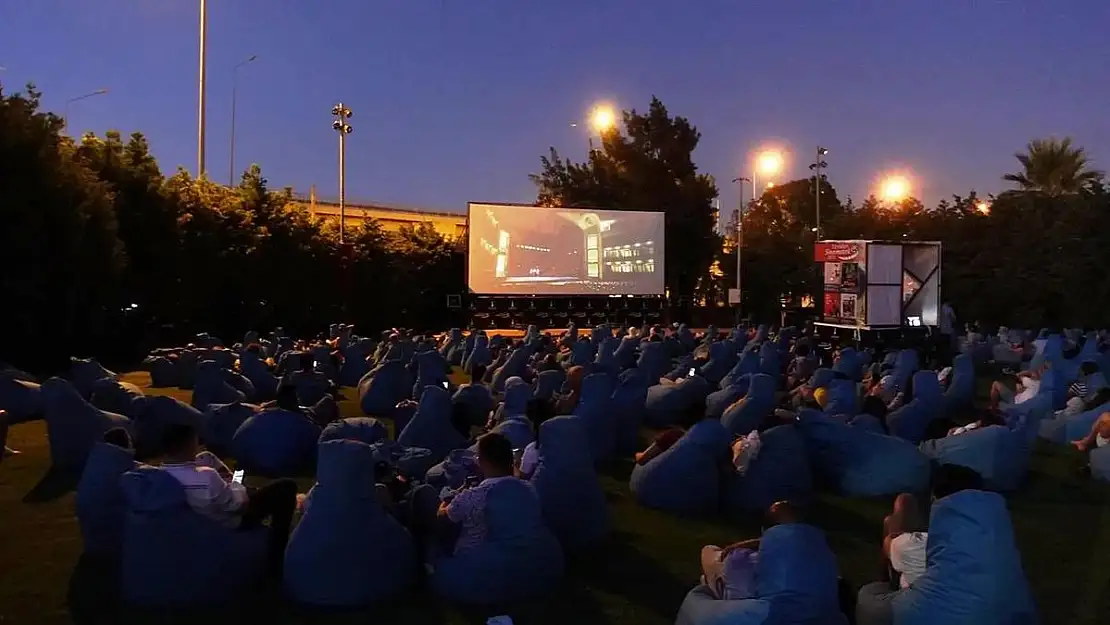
[197,0,208,178]
[810,146,829,239]
[331,103,354,243]
[732,176,752,324]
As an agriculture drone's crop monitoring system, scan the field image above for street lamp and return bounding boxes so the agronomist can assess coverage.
[976,200,991,215]
[731,176,754,322]
[197,0,208,179]
[809,147,829,238]
[573,103,617,151]
[880,175,911,203]
[63,88,109,130]
[752,149,784,199]
[331,103,354,243]
[228,54,258,185]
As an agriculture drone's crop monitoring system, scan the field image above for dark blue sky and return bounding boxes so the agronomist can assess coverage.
[3,1,1107,215]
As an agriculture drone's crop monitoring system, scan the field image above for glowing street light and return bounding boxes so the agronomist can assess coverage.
[590,105,617,133]
[756,150,785,177]
[976,200,991,215]
[880,175,911,202]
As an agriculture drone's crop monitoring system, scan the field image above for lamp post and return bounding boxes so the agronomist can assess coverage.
[331,103,354,243]
[572,103,617,151]
[731,176,753,323]
[63,89,109,130]
[809,147,829,238]
[228,54,258,185]
[197,0,208,179]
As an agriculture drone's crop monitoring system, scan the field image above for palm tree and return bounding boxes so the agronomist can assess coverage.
[1003,137,1103,196]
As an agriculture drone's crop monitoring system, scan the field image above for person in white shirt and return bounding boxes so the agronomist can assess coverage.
[989,365,1043,411]
[159,424,297,577]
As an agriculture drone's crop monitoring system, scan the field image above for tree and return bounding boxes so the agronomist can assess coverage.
[531,97,720,301]
[1003,137,1103,196]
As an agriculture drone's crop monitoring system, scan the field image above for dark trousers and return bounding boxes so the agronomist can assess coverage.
[241,478,298,576]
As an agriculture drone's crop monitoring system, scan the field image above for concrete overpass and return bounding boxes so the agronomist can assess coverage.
[292,190,467,240]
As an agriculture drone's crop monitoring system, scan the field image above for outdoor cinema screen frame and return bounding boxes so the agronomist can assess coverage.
[466,202,666,296]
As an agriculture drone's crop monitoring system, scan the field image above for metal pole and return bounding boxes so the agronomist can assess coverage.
[736,182,744,323]
[62,89,109,132]
[339,129,346,244]
[197,0,208,179]
[228,73,238,186]
[814,147,821,240]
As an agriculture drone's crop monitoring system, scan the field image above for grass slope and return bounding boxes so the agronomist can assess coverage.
[1,372,1109,624]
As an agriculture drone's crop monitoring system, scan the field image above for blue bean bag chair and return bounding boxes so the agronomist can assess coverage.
[440,329,465,366]
[699,342,734,386]
[568,340,595,368]
[1039,400,1108,444]
[613,336,641,369]
[68,357,118,399]
[808,367,835,390]
[638,341,672,382]
[721,374,776,436]
[573,372,617,460]
[821,377,858,419]
[611,368,650,454]
[367,440,437,478]
[358,360,413,417]
[890,349,919,392]
[119,467,268,607]
[943,354,975,414]
[533,369,565,402]
[232,408,321,476]
[676,523,847,625]
[644,376,712,428]
[630,418,731,515]
[42,377,133,472]
[595,337,619,373]
[130,395,205,458]
[492,377,530,422]
[453,383,495,427]
[664,354,697,382]
[413,349,450,398]
[798,410,931,497]
[201,401,257,457]
[174,350,199,390]
[239,351,279,400]
[1091,445,1110,482]
[463,335,492,377]
[529,415,610,548]
[397,385,466,464]
[887,370,944,444]
[76,442,137,556]
[284,369,330,407]
[284,440,418,606]
[919,426,1027,491]
[706,376,751,420]
[429,478,564,605]
[832,347,861,381]
[318,417,389,446]
[758,342,781,378]
[863,490,1037,625]
[425,448,482,491]
[191,361,246,410]
[724,425,813,515]
[0,376,43,424]
[720,351,761,389]
[145,356,179,388]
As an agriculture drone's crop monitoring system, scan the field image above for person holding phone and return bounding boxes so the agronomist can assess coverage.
[432,432,521,556]
[158,424,298,577]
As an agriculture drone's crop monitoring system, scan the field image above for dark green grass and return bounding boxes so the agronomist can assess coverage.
[1,372,1109,624]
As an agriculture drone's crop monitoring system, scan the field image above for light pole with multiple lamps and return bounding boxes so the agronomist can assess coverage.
[331,103,353,243]
[228,54,258,185]
[809,146,829,238]
[63,89,109,130]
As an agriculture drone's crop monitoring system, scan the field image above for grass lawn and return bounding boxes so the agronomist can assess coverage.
[2,371,1110,624]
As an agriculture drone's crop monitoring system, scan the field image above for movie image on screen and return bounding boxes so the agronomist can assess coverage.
[467,202,665,295]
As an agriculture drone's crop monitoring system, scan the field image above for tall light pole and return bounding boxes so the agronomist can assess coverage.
[63,89,109,130]
[197,0,208,179]
[809,146,829,238]
[731,176,753,323]
[331,103,354,243]
[228,54,258,185]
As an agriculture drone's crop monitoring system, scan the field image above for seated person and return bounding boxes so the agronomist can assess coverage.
[989,366,1042,410]
[786,344,816,390]
[432,432,521,556]
[936,366,953,393]
[699,501,802,600]
[515,400,554,481]
[104,426,136,451]
[946,408,1007,437]
[554,366,585,414]
[634,405,704,466]
[159,423,297,576]
[1058,362,1108,417]
[881,493,928,589]
[1072,411,1110,454]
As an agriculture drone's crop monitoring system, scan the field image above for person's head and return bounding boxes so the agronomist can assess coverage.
[103,427,133,451]
[766,500,804,528]
[930,462,984,500]
[161,423,200,460]
[276,383,300,409]
[1080,361,1099,378]
[475,432,514,478]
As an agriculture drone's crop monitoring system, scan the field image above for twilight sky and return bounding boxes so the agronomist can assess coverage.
[2,0,1107,217]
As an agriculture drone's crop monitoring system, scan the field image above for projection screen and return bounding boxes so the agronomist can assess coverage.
[467,202,666,296]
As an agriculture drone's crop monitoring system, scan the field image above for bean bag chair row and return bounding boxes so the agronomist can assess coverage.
[676,523,847,625]
[119,467,269,607]
[919,425,1027,491]
[429,477,564,605]
[725,424,813,515]
[574,373,616,460]
[943,354,975,414]
[232,408,321,477]
[68,357,118,399]
[611,368,650,454]
[721,374,775,437]
[0,376,43,424]
[284,439,418,607]
[530,415,610,548]
[858,490,1037,625]
[425,449,482,491]
[644,376,712,428]
[630,418,731,515]
[398,385,466,465]
[358,360,413,417]
[887,370,944,444]
[76,442,138,557]
[798,410,930,497]
[43,377,133,472]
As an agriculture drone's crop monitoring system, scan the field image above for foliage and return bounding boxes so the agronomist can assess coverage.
[0,83,465,372]
[1003,137,1104,196]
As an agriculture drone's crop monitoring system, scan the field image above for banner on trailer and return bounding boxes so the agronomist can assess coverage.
[815,241,866,264]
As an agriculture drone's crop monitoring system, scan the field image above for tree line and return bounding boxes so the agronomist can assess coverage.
[2,84,1106,372]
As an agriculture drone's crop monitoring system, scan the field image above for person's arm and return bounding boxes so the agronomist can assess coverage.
[199,467,249,514]
[721,538,761,555]
[635,442,663,465]
[194,451,232,481]
[443,485,478,522]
